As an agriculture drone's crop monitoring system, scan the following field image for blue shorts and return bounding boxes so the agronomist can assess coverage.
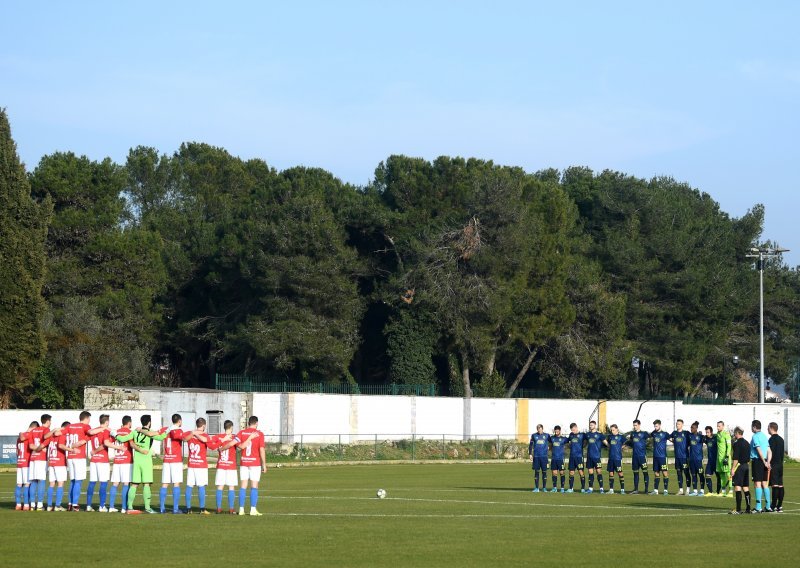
[568,456,584,471]
[653,457,667,472]
[689,459,703,473]
[632,456,648,472]
[586,457,602,470]
[607,458,622,473]
[674,458,687,470]
[705,460,717,475]
[550,459,564,471]
[532,456,548,471]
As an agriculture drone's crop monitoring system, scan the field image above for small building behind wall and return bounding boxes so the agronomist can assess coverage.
[84,386,251,433]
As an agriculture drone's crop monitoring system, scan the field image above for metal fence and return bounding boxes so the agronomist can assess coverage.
[262,434,527,462]
[215,374,437,396]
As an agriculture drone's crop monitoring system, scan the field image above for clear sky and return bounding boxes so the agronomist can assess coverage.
[2,1,798,265]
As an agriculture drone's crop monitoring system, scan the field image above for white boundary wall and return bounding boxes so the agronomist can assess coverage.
[67,387,800,457]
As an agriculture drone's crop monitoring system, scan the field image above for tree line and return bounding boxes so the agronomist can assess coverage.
[1,109,798,408]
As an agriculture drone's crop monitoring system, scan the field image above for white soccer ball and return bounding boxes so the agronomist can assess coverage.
[376,488,387,499]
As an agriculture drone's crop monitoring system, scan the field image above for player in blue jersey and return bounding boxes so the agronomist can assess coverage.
[584,421,605,494]
[625,419,650,494]
[603,424,626,494]
[703,425,719,495]
[549,426,568,492]
[669,419,690,495]
[650,420,670,495]
[566,423,586,493]
[686,421,705,495]
[528,424,550,492]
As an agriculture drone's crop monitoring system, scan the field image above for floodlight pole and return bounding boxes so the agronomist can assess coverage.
[746,247,790,403]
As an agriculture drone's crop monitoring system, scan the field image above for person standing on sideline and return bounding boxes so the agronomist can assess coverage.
[528,424,550,493]
[716,421,733,497]
[160,414,189,514]
[15,422,36,510]
[650,420,670,495]
[236,416,266,516]
[729,427,751,514]
[214,420,240,514]
[686,421,705,496]
[584,421,605,494]
[702,426,719,495]
[27,414,54,511]
[668,419,689,495]
[625,420,649,494]
[64,411,108,511]
[548,426,568,492]
[115,415,168,514]
[604,424,626,494]
[749,420,772,513]
[46,421,70,511]
[566,423,586,493]
[184,417,214,515]
[767,422,785,512]
[108,416,134,513]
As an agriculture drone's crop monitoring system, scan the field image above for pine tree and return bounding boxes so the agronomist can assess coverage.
[0,109,52,407]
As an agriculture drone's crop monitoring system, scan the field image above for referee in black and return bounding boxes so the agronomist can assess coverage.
[729,427,751,514]
[768,422,785,513]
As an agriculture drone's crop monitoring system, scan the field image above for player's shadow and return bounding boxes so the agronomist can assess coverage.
[624,501,718,511]
[457,486,533,492]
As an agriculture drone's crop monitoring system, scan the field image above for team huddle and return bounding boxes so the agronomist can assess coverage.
[14,411,267,516]
[528,418,786,513]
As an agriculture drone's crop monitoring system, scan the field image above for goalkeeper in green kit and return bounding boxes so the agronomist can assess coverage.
[715,420,733,497]
[115,415,168,514]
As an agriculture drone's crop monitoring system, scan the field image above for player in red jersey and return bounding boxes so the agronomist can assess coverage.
[160,413,190,514]
[184,417,215,515]
[236,416,266,516]
[86,414,115,511]
[28,414,54,510]
[63,411,108,511]
[214,420,240,513]
[109,416,134,513]
[46,421,70,511]
[15,422,36,510]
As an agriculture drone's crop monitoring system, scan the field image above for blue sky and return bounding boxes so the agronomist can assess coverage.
[2,2,798,265]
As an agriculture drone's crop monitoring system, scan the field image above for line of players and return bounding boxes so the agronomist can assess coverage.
[14,411,267,515]
[528,418,786,512]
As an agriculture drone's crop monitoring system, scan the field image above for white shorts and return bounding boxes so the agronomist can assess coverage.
[68,459,86,481]
[90,462,111,482]
[214,468,238,487]
[186,468,208,487]
[28,460,47,481]
[17,467,30,485]
[48,466,68,483]
[161,462,183,484]
[240,466,262,483]
[111,463,133,484]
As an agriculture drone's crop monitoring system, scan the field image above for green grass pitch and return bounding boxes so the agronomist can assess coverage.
[2,463,799,567]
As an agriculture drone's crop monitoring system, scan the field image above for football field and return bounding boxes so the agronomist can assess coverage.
[2,463,799,567]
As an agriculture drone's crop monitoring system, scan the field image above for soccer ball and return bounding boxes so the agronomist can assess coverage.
[376,489,387,499]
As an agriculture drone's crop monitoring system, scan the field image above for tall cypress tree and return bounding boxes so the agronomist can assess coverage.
[0,109,52,407]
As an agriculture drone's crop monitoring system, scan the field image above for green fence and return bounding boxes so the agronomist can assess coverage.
[263,434,526,462]
[215,374,437,396]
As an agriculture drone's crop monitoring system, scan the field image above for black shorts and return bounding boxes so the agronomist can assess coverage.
[769,466,783,486]
[732,464,749,488]
[751,459,767,482]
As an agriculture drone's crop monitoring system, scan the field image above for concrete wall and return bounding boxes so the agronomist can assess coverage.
[74,387,800,457]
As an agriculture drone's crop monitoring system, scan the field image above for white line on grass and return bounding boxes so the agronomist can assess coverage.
[268,495,720,513]
[266,511,728,519]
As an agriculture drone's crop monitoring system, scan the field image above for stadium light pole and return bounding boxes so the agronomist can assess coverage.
[745,246,790,403]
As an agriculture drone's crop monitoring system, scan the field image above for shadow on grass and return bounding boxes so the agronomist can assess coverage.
[622,500,721,511]
[456,486,536,492]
